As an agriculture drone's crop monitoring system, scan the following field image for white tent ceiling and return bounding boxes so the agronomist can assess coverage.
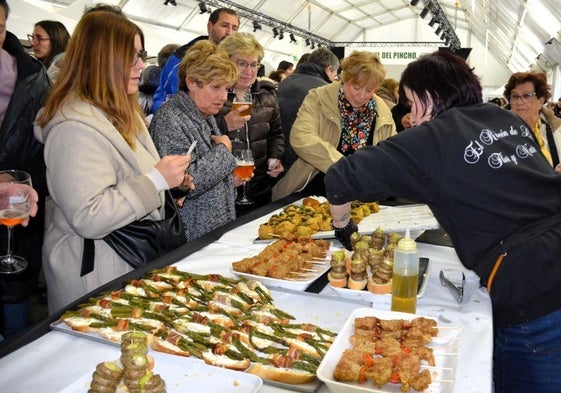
[9,0,561,94]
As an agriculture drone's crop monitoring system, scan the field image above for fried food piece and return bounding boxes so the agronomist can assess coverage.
[333,349,362,382]
[409,369,432,391]
[293,225,315,237]
[366,356,393,387]
[273,220,296,235]
[354,316,379,331]
[302,197,320,208]
[349,334,377,353]
[258,224,275,240]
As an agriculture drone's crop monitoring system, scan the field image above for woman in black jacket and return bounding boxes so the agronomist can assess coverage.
[327,49,561,393]
[0,1,51,338]
[216,33,285,215]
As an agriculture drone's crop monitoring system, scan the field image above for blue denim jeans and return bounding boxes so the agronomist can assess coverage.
[494,308,561,393]
[2,300,30,338]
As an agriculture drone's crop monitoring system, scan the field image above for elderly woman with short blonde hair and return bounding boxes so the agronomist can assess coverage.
[272,50,396,201]
[150,40,239,240]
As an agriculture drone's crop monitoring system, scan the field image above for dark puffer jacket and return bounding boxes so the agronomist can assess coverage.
[0,31,51,303]
[216,79,284,207]
[277,62,332,168]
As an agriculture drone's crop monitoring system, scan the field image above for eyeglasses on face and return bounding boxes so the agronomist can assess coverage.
[233,59,260,71]
[27,34,50,44]
[509,92,537,104]
[133,50,148,66]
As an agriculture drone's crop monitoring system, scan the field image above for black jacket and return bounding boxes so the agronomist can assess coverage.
[326,103,561,327]
[0,31,51,303]
[216,79,284,207]
[276,63,332,168]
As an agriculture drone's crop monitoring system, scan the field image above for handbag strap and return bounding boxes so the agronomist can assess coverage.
[79,190,178,276]
[481,210,561,290]
[545,123,560,168]
[81,238,95,277]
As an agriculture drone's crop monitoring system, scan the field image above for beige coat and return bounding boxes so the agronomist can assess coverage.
[34,100,164,314]
[272,81,396,201]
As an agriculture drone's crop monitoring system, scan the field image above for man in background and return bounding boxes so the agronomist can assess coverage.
[277,47,339,169]
[0,0,50,339]
[152,7,239,112]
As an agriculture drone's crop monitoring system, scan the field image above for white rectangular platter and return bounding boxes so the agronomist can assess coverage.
[317,307,460,393]
[59,349,263,393]
[253,201,439,243]
[231,263,329,292]
[51,287,372,393]
[316,204,439,239]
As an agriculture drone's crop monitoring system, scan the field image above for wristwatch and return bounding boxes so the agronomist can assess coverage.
[332,220,358,250]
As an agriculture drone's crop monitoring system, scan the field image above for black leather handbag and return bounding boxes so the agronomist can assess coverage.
[81,190,186,276]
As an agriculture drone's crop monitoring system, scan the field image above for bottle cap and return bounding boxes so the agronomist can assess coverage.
[397,228,417,252]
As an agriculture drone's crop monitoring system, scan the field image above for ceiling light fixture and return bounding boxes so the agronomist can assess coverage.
[305,38,311,46]
[252,20,262,32]
[420,7,429,19]
[310,42,315,49]
[199,2,209,14]
[410,0,420,5]
[435,26,442,35]
[272,27,279,38]
[289,33,297,43]
[278,30,284,40]
[428,17,438,27]
[163,0,177,5]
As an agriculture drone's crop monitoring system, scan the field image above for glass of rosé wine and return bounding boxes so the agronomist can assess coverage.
[0,170,32,274]
[233,149,255,205]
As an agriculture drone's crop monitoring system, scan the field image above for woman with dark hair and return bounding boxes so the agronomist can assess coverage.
[34,11,192,313]
[325,50,561,393]
[503,71,561,170]
[28,20,69,68]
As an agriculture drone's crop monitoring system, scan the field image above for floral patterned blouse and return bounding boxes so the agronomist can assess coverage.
[338,83,376,155]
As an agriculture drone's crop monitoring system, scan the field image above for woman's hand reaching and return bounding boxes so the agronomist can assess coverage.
[267,158,284,178]
[156,154,194,189]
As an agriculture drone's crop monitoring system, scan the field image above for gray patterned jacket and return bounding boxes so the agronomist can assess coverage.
[150,91,237,240]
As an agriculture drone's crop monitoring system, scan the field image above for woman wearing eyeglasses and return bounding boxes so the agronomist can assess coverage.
[504,72,561,172]
[34,12,193,314]
[216,32,285,215]
[28,20,69,69]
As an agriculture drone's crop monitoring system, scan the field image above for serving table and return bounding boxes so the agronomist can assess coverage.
[0,195,493,393]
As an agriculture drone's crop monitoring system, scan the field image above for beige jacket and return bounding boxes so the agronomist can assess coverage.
[34,100,164,313]
[272,81,396,201]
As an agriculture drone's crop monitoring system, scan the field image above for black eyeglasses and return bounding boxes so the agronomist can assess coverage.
[133,50,148,66]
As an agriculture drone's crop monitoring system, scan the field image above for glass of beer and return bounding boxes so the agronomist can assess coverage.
[233,149,255,205]
[232,92,252,146]
[232,91,252,118]
[0,170,33,274]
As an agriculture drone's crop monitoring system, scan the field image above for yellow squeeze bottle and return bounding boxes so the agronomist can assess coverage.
[391,228,419,314]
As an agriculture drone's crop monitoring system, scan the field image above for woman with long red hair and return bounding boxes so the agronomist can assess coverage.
[35,11,193,314]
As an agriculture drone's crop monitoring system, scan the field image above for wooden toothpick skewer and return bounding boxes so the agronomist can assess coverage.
[300,267,323,272]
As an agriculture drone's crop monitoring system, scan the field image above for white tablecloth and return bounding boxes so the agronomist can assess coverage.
[0,206,493,393]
